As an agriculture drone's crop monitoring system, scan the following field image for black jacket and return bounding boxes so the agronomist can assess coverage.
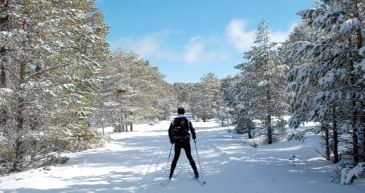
[168,116,196,144]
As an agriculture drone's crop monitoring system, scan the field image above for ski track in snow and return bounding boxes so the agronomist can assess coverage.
[0,120,364,193]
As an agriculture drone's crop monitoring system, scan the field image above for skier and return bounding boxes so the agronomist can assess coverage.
[168,107,199,180]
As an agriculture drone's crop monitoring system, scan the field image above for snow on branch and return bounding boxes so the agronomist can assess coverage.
[355,58,365,72]
[341,162,365,185]
[340,18,359,33]
[318,68,347,86]
[359,46,365,57]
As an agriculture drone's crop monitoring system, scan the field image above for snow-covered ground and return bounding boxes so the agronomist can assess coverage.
[0,120,364,193]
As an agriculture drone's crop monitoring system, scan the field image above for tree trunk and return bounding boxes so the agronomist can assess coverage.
[332,110,339,163]
[267,115,272,144]
[119,117,123,132]
[363,121,365,160]
[266,88,272,144]
[0,48,8,87]
[116,90,124,132]
[13,18,28,171]
[101,119,105,136]
[322,123,331,160]
[129,122,133,132]
[246,118,252,139]
[13,96,24,171]
[351,2,362,164]
[0,48,8,126]
[352,110,359,164]
[13,61,26,171]
[354,1,362,51]
[1,1,9,126]
[248,127,252,139]
[361,109,365,161]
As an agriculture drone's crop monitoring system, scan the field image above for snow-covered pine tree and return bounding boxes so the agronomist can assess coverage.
[2,0,70,172]
[224,75,256,138]
[191,73,221,122]
[0,0,109,172]
[173,82,193,110]
[281,23,335,160]
[191,84,204,121]
[96,51,171,130]
[279,24,311,71]
[235,20,289,144]
[282,23,337,161]
[48,0,109,149]
[281,24,314,126]
[220,75,236,127]
[291,0,365,164]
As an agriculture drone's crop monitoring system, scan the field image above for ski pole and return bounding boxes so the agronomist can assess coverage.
[166,143,173,170]
[194,140,205,183]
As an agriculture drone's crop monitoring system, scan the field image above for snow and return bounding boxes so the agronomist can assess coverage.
[341,163,365,185]
[340,18,359,33]
[0,121,364,193]
[359,46,365,57]
[318,68,347,86]
[360,59,365,71]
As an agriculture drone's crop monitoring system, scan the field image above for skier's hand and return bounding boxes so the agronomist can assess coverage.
[170,139,175,144]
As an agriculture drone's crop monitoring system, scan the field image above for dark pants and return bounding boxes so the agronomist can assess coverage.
[169,139,199,178]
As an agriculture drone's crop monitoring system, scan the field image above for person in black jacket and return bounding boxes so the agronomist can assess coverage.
[168,107,199,180]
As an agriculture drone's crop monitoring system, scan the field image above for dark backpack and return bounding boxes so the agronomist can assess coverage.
[171,116,190,140]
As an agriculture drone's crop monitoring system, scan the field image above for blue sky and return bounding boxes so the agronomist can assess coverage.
[95,0,314,83]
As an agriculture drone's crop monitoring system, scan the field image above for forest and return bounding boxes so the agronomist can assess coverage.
[0,0,364,185]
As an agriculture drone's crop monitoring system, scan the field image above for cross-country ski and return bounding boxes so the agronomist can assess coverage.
[194,177,207,186]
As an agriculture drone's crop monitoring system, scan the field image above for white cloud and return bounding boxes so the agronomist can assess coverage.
[110,19,297,67]
[184,37,228,64]
[271,31,289,43]
[271,23,298,43]
[184,37,204,63]
[134,35,161,57]
[225,19,297,51]
[111,32,228,65]
[110,30,178,61]
[225,19,255,51]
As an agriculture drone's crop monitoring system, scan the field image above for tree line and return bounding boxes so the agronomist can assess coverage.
[287,0,365,167]
[0,0,174,174]
[178,0,365,183]
[219,0,365,183]
[0,0,364,183]
[0,0,225,174]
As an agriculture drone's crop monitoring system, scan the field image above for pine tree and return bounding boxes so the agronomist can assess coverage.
[236,20,289,144]
[173,82,193,109]
[191,73,221,122]
[290,0,365,164]
[280,23,335,160]
[220,75,236,127]
[96,51,171,130]
[0,0,109,172]
[224,75,256,138]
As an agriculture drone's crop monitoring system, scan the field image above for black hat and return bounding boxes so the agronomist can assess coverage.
[177,107,185,115]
